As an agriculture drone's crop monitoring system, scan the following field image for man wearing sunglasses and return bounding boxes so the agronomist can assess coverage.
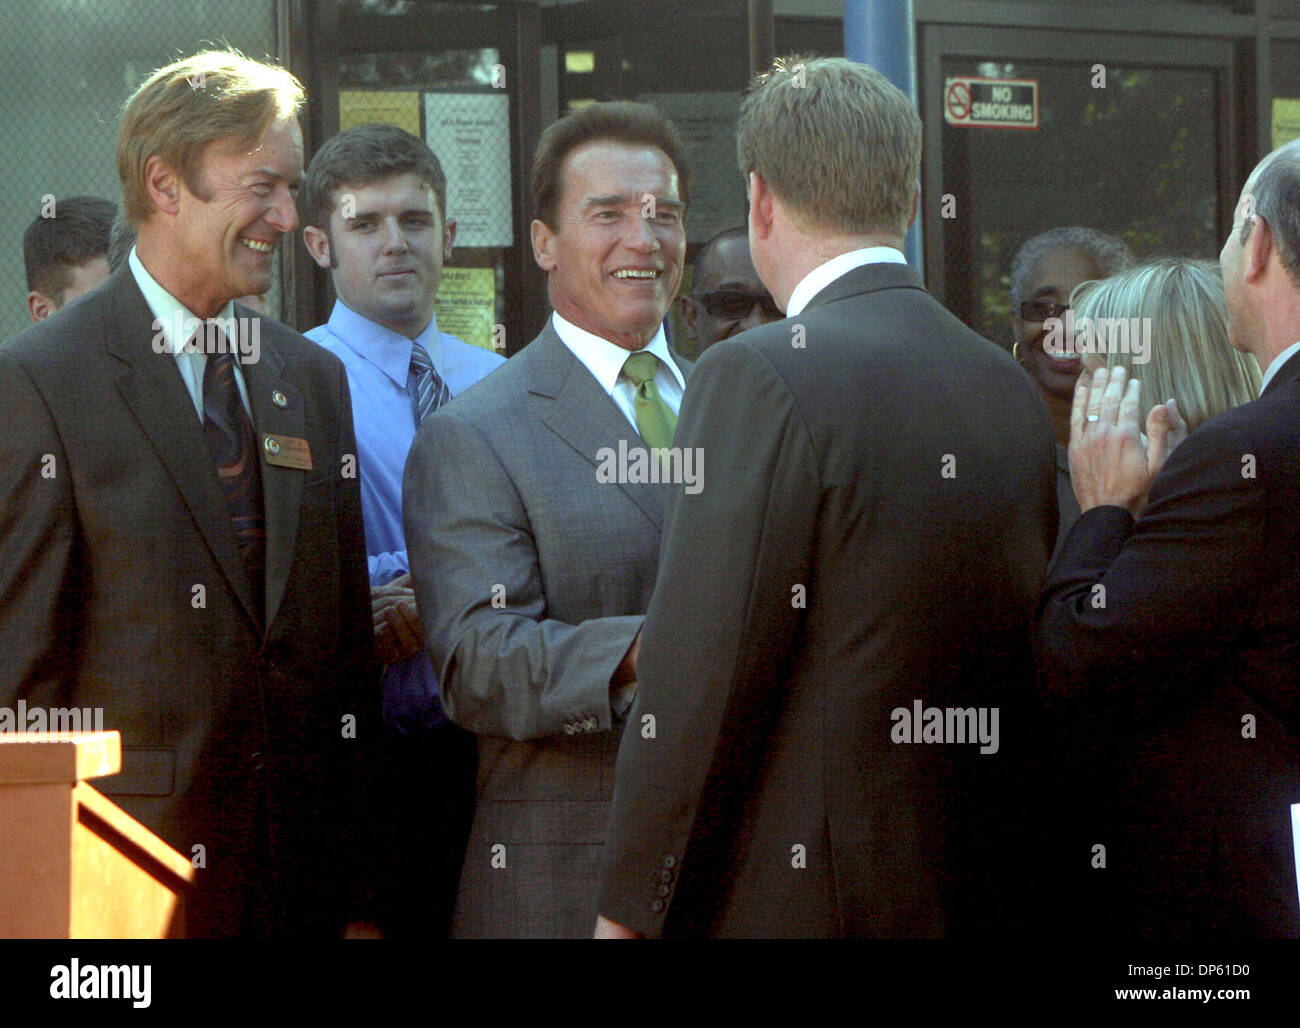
[679,226,782,354]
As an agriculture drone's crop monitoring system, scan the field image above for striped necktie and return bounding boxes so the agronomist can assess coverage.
[410,341,451,424]
[201,340,266,620]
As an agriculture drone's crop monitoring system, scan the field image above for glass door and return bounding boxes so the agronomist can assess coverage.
[920,25,1236,346]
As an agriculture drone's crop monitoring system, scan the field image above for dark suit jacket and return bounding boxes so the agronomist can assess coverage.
[597,262,1058,937]
[403,321,689,937]
[0,266,377,937]
[1036,350,1300,939]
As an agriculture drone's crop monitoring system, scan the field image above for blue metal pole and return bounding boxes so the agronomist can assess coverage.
[844,0,923,274]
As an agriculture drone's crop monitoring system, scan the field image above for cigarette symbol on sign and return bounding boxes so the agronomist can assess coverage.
[946,81,971,122]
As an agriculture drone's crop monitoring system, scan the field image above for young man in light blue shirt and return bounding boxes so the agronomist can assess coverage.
[300,123,503,937]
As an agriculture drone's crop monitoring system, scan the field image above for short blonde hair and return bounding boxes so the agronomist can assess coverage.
[736,55,921,237]
[1071,258,1260,431]
[117,49,305,227]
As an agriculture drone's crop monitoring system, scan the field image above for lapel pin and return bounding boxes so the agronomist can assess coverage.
[272,390,288,408]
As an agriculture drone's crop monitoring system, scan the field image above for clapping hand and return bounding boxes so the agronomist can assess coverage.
[1069,366,1187,516]
[371,572,425,665]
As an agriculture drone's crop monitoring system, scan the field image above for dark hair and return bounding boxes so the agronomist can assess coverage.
[23,195,117,300]
[531,101,692,229]
[1245,141,1300,289]
[691,226,748,293]
[106,214,137,272]
[300,123,448,232]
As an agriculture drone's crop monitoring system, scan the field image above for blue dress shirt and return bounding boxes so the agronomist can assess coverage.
[307,300,505,732]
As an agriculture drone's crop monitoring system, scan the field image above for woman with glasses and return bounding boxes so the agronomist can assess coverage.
[1009,226,1135,553]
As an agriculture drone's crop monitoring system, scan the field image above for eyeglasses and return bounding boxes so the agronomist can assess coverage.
[697,290,783,321]
[1019,300,1070,323]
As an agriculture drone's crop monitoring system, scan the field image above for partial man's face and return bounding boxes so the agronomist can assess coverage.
[305,171,453,339]
[177,116,303,309]
[1220,185,1256,356]
[681,234,780,350]
[27,255,111,322]
[532,141,685,351]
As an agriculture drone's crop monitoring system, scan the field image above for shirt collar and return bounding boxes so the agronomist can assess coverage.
[325,299,444,388]
[785,246,907,317]
[551,311,685,394]
[128,246,237,356]
[1259,339,1300,394]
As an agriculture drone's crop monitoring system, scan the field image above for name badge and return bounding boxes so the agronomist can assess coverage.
[261,433,313,471]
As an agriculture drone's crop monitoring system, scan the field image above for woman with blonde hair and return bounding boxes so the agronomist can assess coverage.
[1053,257,1262,938]
[1070,257,1260,435]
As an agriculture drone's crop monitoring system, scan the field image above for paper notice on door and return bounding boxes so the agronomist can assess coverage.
[424,92,514,248]
[436,267,500,353]
[340,90,421,136]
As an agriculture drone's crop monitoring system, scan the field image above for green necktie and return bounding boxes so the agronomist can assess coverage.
[621,351,677,450]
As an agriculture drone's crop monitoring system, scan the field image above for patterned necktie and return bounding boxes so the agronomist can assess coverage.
[410,341,451,425]
[201,338,266,620]
[621,350,677,450]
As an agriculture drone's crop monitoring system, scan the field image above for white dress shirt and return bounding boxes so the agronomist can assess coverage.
[785,246,908,317]
[551,312,685,429]
[1259,339,1300,394]
[128,246,251,420]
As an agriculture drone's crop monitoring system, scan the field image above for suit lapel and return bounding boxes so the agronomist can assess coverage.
[529,324,670,531]
[105,273,263,628]
[241,327,303,632]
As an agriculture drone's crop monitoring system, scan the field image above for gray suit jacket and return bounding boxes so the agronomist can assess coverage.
[403,320,689,937]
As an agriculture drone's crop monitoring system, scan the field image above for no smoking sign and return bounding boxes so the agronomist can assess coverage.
[944,77,1039,130]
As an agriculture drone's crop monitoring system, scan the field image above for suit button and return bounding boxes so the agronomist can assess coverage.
[662,855,676,869]
[656,884,670,897]
[660,869,673,883]
[650,899,665,913]
[249,751,265,772]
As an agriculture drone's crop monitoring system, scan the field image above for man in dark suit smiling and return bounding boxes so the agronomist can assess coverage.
[0,50,375,937]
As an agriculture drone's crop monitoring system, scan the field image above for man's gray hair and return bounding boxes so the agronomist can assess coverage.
[1245,139,1300,289]
[1010,226,1135,307]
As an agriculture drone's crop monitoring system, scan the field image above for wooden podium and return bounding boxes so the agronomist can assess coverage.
[0,732,195,938]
